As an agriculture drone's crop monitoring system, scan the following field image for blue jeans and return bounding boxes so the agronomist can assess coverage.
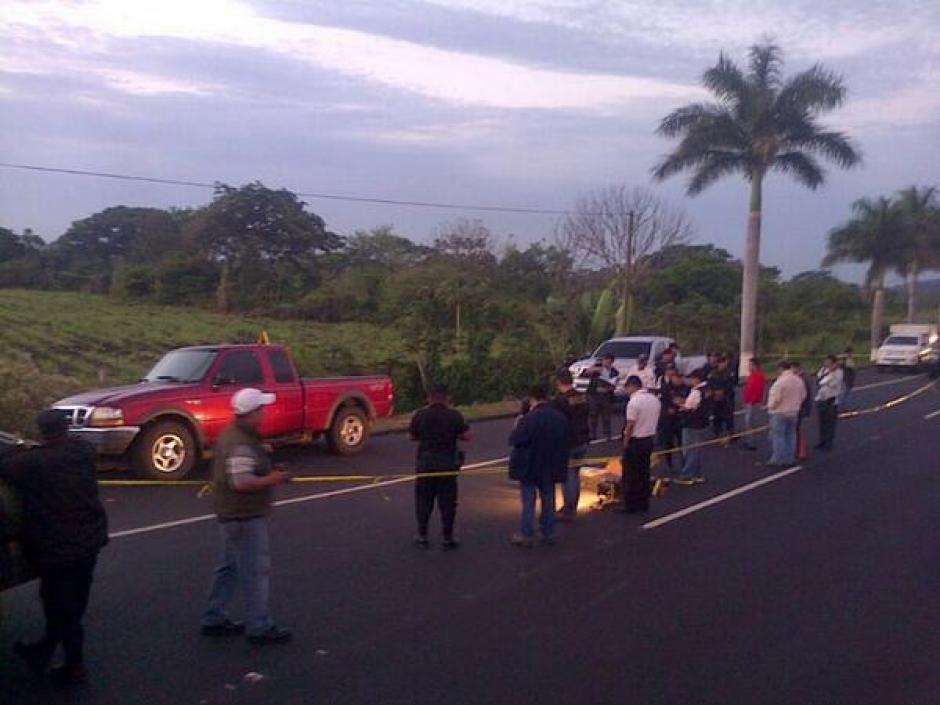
[743,404,759,448]
[561,446,587,515]
[768,413,798,465]
[520,478,556,538]
[679,427,707,479]
[203,517,273,636]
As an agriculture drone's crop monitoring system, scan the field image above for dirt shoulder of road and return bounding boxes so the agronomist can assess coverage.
[374,400,520,435]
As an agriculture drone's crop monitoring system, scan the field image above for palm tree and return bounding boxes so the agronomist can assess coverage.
[822,197,906,360]
[652,42,861,375]
[895,186,940,322]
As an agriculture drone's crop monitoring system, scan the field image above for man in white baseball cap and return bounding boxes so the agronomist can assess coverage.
[201,388,291,645]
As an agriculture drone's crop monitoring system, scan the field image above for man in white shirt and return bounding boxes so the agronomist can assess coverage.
[815,355,844,450]
[626,354,658,392]
[766,361,807,466]
[620,375,662,513]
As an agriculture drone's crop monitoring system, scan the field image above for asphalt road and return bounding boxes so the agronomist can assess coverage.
[1,369,938,705]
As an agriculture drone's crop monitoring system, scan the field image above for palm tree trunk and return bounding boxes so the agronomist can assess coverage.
[738,173,763,378]
[870,274,886,361]
[906,261,918,323]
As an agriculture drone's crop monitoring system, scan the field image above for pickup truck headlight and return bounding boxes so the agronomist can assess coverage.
[88,407,125,427]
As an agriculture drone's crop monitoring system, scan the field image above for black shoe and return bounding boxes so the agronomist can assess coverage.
[413,534,430,549]
[247,625,292,645]
[13,641,51,677]
[200,619,246,637]
[49,664,88,686]
[441,537,460,551]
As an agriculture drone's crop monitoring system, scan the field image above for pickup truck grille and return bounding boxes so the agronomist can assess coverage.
[55,406,91,428]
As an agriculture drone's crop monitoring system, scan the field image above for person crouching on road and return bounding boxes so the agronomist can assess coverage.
[815,355,844,451]
[0,410,108,686]
[549,370,590,522]
[742,358,766,450]
[409,384,470,550]
[619,376,662,514]
[675,369,711,485]
[202,388,291,645]
[766,361,806,467]
[509,384,569,547]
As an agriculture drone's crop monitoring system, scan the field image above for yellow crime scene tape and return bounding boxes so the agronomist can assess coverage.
[97,378,939,495]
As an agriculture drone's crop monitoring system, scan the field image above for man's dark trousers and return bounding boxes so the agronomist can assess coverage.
[623,437,654,512]
[35,554,98,666]
[589,395,612,439]
[712,398,734,436]
[817,399,838,448]
[415,474,458,538]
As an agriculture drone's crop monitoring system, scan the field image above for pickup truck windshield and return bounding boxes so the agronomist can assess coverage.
[144,350,218,383]
[593,341,653,359]
[884,336,919,346]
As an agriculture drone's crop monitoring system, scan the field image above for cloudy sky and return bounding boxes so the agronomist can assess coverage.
[1,0,938,277]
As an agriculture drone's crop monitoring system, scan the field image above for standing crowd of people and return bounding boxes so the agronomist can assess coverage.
[0,345,858,684]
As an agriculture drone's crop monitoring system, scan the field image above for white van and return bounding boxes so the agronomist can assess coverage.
[875,324,939,372]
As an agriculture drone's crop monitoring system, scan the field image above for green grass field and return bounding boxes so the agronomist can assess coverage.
[0,289,407,384]
[0,289,410,434]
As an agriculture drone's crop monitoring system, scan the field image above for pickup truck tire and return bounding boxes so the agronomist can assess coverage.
[133,420,197,480]
[327,406,369,456]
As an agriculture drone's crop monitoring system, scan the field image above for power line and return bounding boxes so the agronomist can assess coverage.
[0,161,579,216]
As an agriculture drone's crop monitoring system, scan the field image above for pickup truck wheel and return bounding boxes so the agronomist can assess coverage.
[133,421,197,480]
[327,407,369,456]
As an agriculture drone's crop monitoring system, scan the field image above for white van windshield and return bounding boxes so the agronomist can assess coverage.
[593,341,653,359]
[884,336,919,346]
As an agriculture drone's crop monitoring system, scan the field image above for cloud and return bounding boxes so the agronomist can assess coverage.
[1,0,702,109]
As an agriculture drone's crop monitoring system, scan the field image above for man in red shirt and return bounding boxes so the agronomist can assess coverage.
[742,358,766,450]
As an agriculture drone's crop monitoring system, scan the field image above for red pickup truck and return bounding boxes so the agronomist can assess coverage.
[51,344,394,480]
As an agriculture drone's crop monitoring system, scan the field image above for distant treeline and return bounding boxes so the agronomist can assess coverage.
[0,182,896,409]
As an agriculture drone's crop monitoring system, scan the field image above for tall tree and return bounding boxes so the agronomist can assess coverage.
[556,185,692,335]
[822,197,906,360]
[895,185,940,322]
[653,42,861,375]
[188,183,341,310]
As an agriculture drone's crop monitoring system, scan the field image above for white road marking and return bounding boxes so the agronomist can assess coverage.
[109,456,510,539]
[853,374,924,392]
[641,465,803,531]
[924,409,940,420]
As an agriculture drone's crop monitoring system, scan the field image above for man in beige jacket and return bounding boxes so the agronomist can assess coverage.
[766,361,807,466]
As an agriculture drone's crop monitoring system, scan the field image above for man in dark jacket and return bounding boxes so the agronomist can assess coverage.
[0,410,108,686]
[586,354,619,440]
[550,370,590,521]
[509,384,569,547]
[409,384,471,549]
[708,354,735,440]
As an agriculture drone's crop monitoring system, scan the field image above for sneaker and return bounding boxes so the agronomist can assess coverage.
[556,511,574,523]
[49,664,88,686]
[200,619,246,637]
[510,533,534,548]
[673,477,695,486]
[13,641,51,677]
[247,625,292,645]
[413,534,430,549]
[692,477,706,485]
[441,537,461,551]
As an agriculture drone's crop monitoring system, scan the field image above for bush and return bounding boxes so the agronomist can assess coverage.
[0,355,80,437]
[111,264,156,299]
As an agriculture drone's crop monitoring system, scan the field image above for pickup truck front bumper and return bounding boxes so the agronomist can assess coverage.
[69,426,141,456]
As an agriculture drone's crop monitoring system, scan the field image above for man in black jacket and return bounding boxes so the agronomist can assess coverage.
[409,385,470,549]
[0,410,108,686]
[509,385,569,547]
[550,370,590,521]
